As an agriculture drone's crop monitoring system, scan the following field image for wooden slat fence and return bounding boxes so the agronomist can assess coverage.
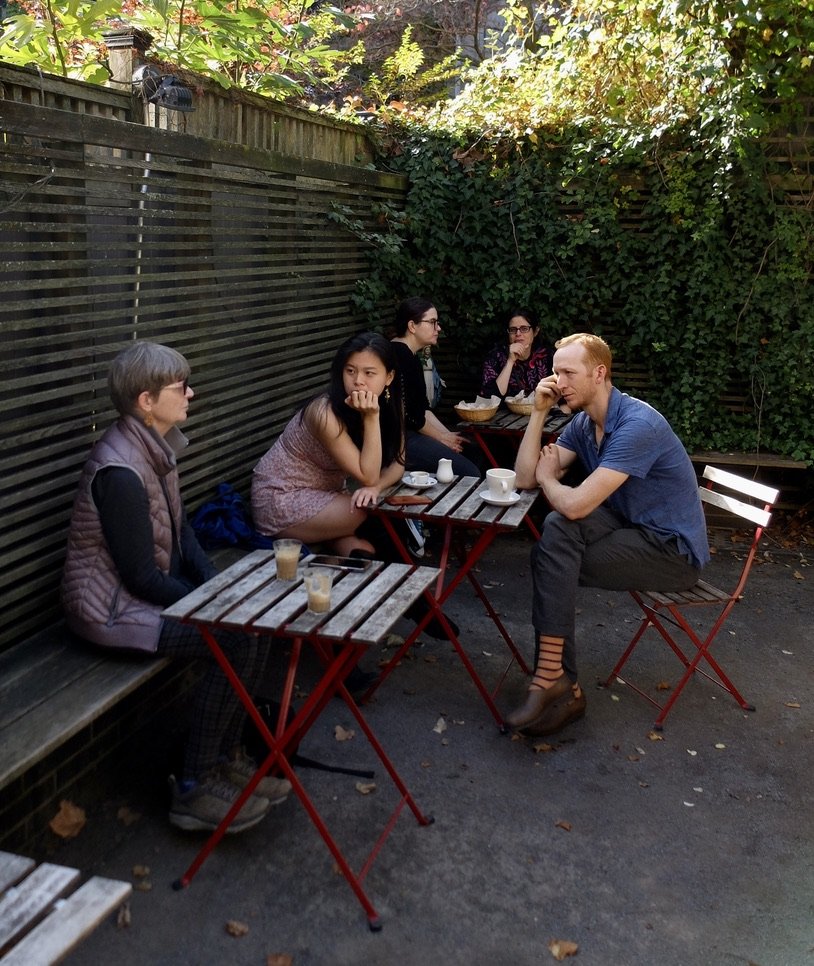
[0,89,406,651]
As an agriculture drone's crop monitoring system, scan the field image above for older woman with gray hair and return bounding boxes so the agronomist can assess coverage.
[61,341,289,833]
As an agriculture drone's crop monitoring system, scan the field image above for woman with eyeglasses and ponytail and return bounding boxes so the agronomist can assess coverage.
[391,296,480,479]
[480,307,552,400]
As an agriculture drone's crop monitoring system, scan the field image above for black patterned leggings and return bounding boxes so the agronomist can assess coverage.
[157,620,267,781]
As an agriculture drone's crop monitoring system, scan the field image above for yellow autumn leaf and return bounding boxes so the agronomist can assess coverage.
[549,938,579,960]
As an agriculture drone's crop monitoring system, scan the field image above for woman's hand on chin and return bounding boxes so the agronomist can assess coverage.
[345,390,379,413]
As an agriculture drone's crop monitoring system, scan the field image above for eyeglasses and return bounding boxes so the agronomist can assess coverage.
[507,325,532,335]
[163,378,190,393]
[422,318,441,329]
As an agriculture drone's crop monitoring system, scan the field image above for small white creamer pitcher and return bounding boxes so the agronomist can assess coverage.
[436,458,454,483]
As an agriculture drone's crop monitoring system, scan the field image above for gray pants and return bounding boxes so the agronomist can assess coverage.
[531,506,701,681]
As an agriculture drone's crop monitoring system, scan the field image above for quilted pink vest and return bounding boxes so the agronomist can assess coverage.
[60,416,186,653]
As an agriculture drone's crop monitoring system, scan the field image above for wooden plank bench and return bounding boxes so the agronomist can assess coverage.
[0,530,246,856]
[0,625,173,795]
[0,851,131,965]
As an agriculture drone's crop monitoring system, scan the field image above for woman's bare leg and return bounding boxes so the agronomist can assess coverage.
[275,494,374,555]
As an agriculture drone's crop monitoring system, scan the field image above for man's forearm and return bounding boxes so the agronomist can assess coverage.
[515,407,551,488]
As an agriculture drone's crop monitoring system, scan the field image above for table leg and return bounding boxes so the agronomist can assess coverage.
[174,628,430,930]
[361,522,516,730]
[471,428,500,469]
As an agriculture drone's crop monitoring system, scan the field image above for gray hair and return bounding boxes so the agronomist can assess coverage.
[108,341,190,416]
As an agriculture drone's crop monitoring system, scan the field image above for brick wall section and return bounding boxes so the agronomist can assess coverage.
[0,663,199,854]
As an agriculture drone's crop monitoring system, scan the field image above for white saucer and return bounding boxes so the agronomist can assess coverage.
[479,489,521,506]
[402,474,437,489]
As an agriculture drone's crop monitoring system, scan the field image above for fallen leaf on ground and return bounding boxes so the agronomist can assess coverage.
[355,781,376,795]
[116,903,131,929]
[532,741,556,753]
[334,725,355,741]
[555,820,572,831]
[132,865,150,878]
[687,749,697,756]
[785,701,801,708]
[793,570,804,579]
[49,800,86,839]
[134,880,152,892]
[117,806,141,826]
[647,731,663,741]
[433,716,447,734]
[683,801,695,807]
[226,920,250,937]
[715,743,726,749]
[549,938,579,960]
[420,760,432,768]
[384,633,403,648]
[423,654,438,663]
[482,650,492,657]
[627,754,640,762]
[656,680,672,691]
[266,955,293,966]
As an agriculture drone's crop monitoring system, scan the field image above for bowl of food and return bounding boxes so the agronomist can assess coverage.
[454,397,499,423]
[505,396,533,416]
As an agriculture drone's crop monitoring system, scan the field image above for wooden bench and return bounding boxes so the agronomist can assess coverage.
[0,851,131,965]
[0,542,249,851]
[0,626,173,796]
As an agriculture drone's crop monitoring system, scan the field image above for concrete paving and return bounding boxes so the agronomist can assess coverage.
[49,524,812,966]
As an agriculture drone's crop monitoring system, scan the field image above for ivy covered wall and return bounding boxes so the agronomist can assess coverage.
[335,106,813,464]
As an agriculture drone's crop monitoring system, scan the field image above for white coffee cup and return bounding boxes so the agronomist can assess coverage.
[410,470,430,486]
[486,468,516,500]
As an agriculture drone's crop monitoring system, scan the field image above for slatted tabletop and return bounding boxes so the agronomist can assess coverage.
[162,552,440,645]
[0,851,131,965]
[377,475,539,532]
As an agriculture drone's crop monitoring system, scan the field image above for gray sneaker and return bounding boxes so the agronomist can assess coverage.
[224,752,292,806]
[169,773,270,833]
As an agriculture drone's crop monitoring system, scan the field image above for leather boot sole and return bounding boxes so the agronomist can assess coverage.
[520,691,587,737]
[504,674,571,729]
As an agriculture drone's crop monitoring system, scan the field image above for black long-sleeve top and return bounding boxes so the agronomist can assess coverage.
[91,466,217,607]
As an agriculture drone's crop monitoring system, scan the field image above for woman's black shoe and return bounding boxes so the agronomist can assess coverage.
[344,665,379,698]
[405,600,460,641]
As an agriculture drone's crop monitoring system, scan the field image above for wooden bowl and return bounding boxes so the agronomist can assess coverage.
[454,404,499,423]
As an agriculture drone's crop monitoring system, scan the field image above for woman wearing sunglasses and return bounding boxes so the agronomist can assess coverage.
[480,307,551,400]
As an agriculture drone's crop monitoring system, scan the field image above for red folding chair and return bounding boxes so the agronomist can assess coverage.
[604,464,780,729]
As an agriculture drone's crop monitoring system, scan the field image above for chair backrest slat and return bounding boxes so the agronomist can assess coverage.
[702,465,780,504]
[700,488,773,528]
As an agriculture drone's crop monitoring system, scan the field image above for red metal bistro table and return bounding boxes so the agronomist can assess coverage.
[458,407,573,471]
[162,550,440,931]
[362,476,541,728]
[457,408,573,539]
